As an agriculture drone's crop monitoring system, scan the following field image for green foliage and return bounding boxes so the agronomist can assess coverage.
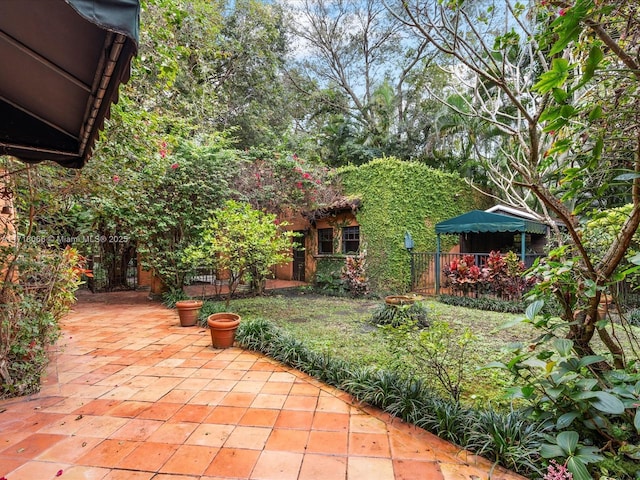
[382,319,473,404]
[437,293,561,316]
[583,204,640,290]
[314,256,347,294]
[136,0,300,148]
[131,138,240,291]
[197,300,228,327]
[468,408,549,475]
[1,247,86,398]
[161,289,190,309]
[491,301,640,479]
[184,200,296,307]
[541,431,603,480]
[338,157,487,293]
[214,0,293,147]
[1,159,89,399]
[370,302,429,328]
[438,294,525,313]
[235,317,546,477]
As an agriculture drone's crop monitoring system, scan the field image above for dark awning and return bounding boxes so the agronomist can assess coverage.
[0,0,139,168]
[435,210,548,235]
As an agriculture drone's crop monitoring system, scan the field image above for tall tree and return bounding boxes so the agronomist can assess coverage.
[129,0,296,147]
[213,0,294,146]
[287,0,441,164]
[134,0,225,135]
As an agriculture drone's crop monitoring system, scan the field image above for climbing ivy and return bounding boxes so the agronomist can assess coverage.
[338,157,487,292]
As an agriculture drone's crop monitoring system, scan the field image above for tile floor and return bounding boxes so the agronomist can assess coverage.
[0,291,527,480]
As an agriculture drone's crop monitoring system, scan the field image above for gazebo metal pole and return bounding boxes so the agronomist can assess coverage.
[436,234,441,295]
[521,229,526,262]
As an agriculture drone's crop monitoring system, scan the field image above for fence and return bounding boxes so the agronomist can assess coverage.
[410,251,544,295]
[86,255,138,292]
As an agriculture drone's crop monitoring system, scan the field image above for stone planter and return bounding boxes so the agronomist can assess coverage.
[175,299,203,327]
[207,312,241,348]
[384,294,424,306]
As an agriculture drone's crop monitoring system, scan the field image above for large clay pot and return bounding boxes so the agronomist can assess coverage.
[207,313,241,348]
[175,300,203,327]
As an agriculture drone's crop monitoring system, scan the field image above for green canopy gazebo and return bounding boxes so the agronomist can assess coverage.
[434,210,548,293]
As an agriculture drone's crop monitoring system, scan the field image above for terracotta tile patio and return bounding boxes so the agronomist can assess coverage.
[0,290,527,479]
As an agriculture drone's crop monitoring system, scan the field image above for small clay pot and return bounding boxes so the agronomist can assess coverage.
[175,300,203,327]
[207,313,241,348]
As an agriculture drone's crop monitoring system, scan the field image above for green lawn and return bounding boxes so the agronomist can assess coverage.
[224,289,536,407]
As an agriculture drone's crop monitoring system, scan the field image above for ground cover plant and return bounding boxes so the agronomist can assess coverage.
[196,288,640,477]
[202,290,532,407]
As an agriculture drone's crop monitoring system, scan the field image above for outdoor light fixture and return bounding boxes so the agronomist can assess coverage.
[404,231,414,250]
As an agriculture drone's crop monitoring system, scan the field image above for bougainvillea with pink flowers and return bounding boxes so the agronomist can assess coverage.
[234,148,341,214]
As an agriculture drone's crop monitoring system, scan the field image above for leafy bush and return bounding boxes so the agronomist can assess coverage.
[134,139,240,291]
[1,247,87,398]
[438,294,526,313]
[369,301,429,327]
[161,288,190,308]
[341,250,370,297]
[443,251,536,300]
[184,200,297,307]
[437,293,561,316]
[235,317,546,477]
[197,300,228,327]
[492,300,640,480]
[382,319,473,404]
[314,256,347,295]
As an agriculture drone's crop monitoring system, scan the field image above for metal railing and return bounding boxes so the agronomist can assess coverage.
[87,256,137,292]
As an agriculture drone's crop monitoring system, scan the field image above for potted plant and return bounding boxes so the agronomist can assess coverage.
[207,312,241,348]
[175,299,203,327]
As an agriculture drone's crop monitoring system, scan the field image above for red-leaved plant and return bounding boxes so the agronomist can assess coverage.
[443,251,535,299]
[342,249,369,297]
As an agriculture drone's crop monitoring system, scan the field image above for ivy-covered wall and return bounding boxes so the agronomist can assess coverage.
[338,157,489,293]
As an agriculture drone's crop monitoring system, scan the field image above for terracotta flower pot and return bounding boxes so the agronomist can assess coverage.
[175,300,203,327]
[207,313,241,349]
